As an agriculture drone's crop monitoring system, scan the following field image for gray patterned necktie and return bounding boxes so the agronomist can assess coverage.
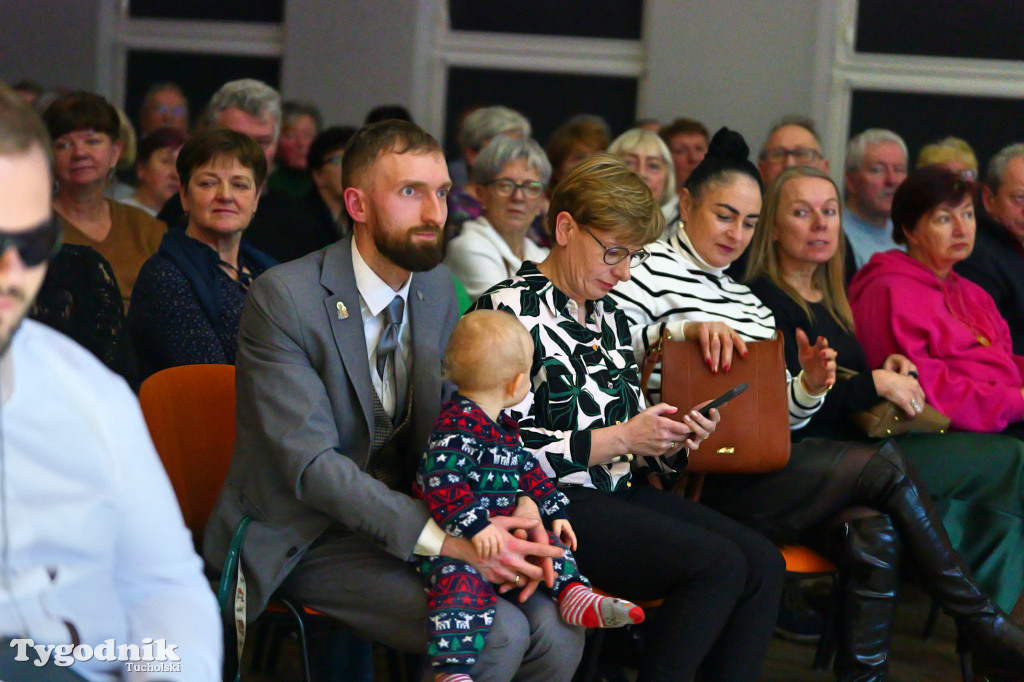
[376,295,404,380]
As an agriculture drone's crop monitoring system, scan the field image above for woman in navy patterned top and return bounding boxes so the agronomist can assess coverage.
[475,154,784,682]
[129,129,275,380]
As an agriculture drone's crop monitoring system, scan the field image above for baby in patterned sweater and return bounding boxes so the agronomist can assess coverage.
[414,309,643,682]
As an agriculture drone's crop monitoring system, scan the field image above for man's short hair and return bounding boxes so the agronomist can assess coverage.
[985,142,1024,192]
[282,100,322,132]
[140,82,188,113]
[548,152,664,246]
[457,106,531,152]
[845,128,908,172]
[201,79,282,141]
[659,117,709,143]
[341,119,443,192]
[470,135,552,187]
[42,91,120,142]
[444,309,533,391]
[307,125,358,171]
[0,84,51,162]
[763,115,821,151]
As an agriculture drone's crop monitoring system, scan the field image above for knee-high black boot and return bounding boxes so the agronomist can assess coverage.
[853,441,1024,679]
[834,515,900,682]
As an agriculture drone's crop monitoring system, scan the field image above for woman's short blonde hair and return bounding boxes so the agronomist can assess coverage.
[916,136,978,173]
[444,310,533,392]
[607,128,676,205]
[548,152,664,246]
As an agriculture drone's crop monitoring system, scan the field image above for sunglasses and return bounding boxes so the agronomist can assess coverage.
[0,218,62,266]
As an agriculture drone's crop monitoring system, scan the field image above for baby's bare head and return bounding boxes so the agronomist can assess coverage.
[445,309,533,392]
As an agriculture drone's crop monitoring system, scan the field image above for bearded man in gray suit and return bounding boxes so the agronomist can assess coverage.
[204,120,582,680]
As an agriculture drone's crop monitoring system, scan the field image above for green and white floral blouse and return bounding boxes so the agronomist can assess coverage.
[474,261,643,492]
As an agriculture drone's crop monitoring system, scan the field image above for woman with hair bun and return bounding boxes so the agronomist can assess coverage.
[612,128,1024,682]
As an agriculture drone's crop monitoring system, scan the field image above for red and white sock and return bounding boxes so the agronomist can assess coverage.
[558,583,645,628]
[436,673,473,682]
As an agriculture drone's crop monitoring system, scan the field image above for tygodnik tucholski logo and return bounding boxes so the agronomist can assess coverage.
[8,637,181,672]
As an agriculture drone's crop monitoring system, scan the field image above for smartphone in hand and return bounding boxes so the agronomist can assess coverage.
[697,382,749,418]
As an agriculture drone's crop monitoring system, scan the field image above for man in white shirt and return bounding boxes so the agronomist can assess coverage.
[204,120,583,681]
[842,129,909,268]
[0,88,220,681]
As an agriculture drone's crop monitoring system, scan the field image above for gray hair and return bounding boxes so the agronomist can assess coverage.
[470,135,552,186]
[763,115,821,151]
[202,78,282,142]
[845,128,908,172]
[986,142,1024,192]
[457,106,531,152]
[607,127,676,204]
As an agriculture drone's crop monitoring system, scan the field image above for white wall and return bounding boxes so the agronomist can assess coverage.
[281,0,421,129]
[0,0,103,92]
[642,0,820,156]
[1,0,824,157]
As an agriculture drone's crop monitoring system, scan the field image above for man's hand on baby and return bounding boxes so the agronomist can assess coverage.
[552,519,577,551]
[471,523,507,559]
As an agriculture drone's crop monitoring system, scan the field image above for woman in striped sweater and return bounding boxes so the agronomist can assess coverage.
[610,128,1024,682]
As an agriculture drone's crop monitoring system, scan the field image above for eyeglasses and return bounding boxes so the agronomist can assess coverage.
[484,178,545,199]
[0,218,62,266]
[582,227,649,267]
[760,147,823,164]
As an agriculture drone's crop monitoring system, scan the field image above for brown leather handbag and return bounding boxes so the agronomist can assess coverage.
[641,330,791,474]
[838,368,950,438]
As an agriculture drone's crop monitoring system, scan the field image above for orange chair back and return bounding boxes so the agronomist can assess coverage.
[139,364,237,548]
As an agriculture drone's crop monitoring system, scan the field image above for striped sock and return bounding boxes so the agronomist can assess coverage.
[436,673,474,682]
[558,583,645,628]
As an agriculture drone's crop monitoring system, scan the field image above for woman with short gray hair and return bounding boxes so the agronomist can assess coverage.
[444,135,551,300]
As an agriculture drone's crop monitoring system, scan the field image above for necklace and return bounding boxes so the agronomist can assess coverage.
[218,259,252,290]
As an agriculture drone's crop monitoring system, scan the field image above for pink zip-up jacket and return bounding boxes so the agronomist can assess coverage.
[849,249,1024,432]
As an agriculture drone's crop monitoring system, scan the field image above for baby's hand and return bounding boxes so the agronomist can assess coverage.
[552,519,577,551]
[471,523,506,559]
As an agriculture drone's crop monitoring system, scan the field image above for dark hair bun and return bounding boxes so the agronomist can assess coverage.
[705,127,750,164]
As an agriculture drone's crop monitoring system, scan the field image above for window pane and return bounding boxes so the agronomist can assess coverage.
[449,0,643,40]
[849,89,1024,175]
[130,0,283,23]
[444,67,637,159]
[125,50,281,132]
[856,0,1024,61]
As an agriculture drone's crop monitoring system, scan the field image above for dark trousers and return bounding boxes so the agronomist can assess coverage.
[563,485,785,682]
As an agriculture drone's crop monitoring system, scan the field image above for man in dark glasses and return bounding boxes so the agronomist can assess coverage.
[0,87,221,681]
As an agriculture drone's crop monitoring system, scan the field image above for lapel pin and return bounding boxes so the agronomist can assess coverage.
[336,301,348,320]
[416,290,424,301]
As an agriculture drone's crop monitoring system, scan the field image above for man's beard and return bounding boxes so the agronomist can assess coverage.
[375,225,444,272]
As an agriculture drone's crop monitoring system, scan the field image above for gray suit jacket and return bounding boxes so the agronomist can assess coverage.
[203,237,459,617]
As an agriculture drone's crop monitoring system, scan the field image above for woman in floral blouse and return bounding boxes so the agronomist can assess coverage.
[474,154,784,682]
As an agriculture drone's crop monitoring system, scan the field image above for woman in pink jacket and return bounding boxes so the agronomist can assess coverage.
[849,165,1024,439]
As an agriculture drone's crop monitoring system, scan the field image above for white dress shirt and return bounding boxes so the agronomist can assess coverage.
[0,321,220,681]
[350,244,446,555]
[352,243,412,419]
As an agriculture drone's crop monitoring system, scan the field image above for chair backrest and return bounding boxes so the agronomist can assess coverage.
[139,363,236,550]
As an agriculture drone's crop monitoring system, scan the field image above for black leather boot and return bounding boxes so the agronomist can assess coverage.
[834,514,900,682]
[853,441,1024,678]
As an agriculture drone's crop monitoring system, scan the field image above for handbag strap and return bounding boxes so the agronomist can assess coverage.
[218,515,252,682]
[639,329,668,405]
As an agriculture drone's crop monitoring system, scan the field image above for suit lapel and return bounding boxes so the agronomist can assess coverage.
[321,238,375,436]
[408,272,444,445]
